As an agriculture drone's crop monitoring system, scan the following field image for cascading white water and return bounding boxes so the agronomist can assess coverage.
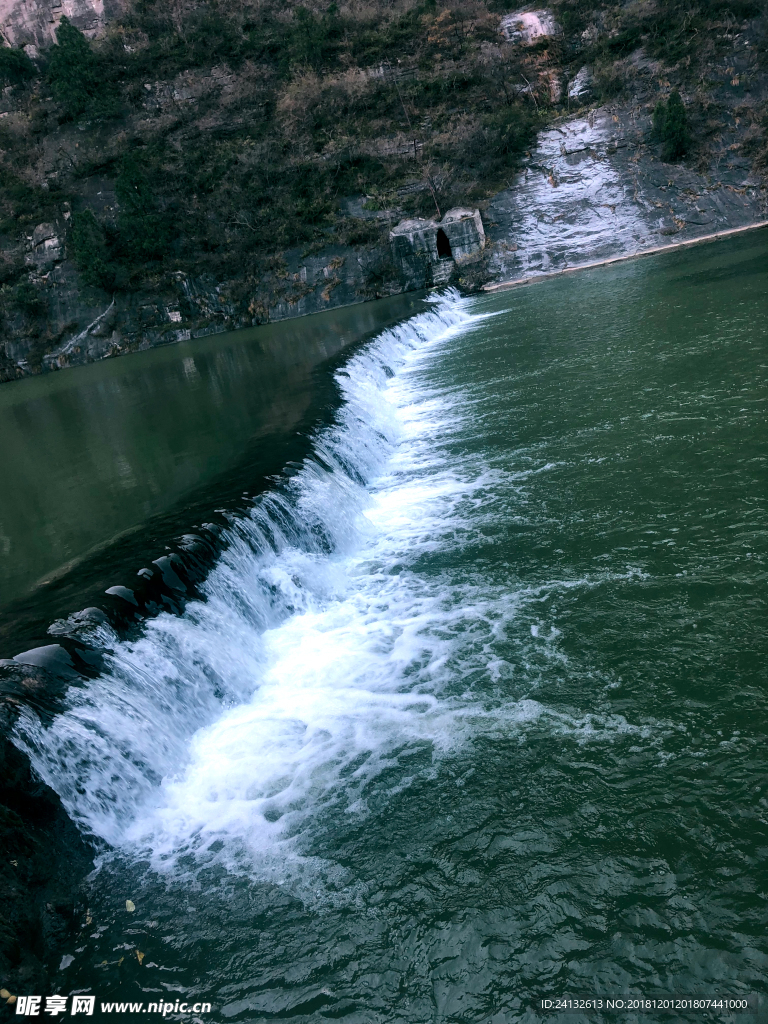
[14,291,543,878]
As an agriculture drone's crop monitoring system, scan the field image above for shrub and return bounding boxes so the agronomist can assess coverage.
[0,45,36,88]
[114,156,174,264]
[70,209,116,289]
[593,57,626,100]
[653,90,690,161]
[484,103,538,160]
[47,18,118,119]
[12,280,46,319]
[185,8,245,68]
[335,217,386,247]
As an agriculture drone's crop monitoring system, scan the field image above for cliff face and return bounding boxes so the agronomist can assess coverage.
[3,225,395,374]
[0,0,110,50]
[1,0,767,378]
[487,105,767,282]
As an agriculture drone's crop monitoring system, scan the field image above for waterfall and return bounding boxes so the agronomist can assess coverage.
[14,291,518,879]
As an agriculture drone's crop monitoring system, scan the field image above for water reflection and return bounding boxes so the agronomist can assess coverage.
[0,294,425,613]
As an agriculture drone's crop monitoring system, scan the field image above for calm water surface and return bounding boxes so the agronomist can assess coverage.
[10,232,768,1022]
[0,293,425,618]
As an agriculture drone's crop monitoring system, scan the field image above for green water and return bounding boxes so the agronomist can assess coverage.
[11,232,768,1022]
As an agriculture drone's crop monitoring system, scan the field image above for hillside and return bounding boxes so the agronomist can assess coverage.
[1,0,767,378]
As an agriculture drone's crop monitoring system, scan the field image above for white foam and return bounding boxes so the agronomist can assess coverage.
[13,294,492,864]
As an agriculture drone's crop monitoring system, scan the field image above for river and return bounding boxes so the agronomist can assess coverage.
[4,231,768,1021]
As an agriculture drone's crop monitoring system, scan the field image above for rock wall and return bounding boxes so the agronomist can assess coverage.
[0,0,110,49]
[486,104,767,284]
[390,207,486,291]
[5,232,397,374]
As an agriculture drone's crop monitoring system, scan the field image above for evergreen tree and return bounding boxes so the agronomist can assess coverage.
[115,156,172,263]
[652,100,666,140]
[70,210,116,290]
[652,90,690,162]
[47,18,117,119]
[663,90,689,161]
[0,45,36,88]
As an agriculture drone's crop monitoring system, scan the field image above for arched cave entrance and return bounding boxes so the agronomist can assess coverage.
[436,228,453,259]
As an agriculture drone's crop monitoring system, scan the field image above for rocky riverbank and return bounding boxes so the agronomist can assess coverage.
[0,661,94,1001]
[3,101,766,382]
[3,100,766,381]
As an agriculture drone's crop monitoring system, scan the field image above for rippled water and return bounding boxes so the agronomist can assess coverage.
[12,232,768,1021]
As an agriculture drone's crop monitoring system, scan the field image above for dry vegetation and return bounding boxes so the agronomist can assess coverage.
[0,0,553,304]
[0,0,766,333]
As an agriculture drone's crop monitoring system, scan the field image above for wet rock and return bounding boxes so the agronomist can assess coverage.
[47,608,109,640]
[0,686,93,994]
[151,555,187,593]
[104,585,139,607]
[568,67,593,103]
[12,644,77,678]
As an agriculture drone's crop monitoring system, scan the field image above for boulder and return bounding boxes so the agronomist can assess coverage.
[26,223,64,270]
[568,67,593,103]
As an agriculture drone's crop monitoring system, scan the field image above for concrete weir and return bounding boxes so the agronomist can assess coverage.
[390,208,486,290]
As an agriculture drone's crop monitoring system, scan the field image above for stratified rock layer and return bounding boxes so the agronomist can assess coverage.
[486,105,766,283]
[0,0,111,48]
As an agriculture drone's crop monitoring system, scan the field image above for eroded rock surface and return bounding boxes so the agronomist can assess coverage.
[0,0,110,48]
[486,105,766,283]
